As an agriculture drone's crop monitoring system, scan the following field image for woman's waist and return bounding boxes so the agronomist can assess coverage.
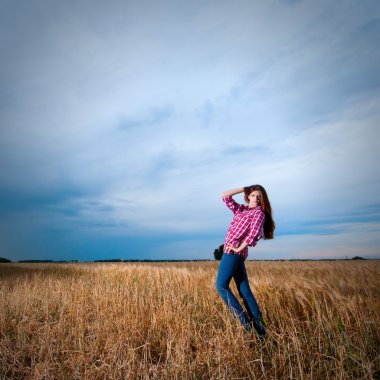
[225,231,249,242]
[224,238,246,246]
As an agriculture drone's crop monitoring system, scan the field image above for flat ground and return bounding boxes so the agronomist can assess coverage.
[1,260,379,379]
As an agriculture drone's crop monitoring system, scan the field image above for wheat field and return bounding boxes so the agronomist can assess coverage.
[0,260,379,379]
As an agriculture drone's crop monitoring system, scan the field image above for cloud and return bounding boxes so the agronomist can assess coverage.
[255,222,380,260]
[195,100,214,127]
[117,105,174,130]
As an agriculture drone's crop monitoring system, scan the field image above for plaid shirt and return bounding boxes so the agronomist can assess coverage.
[222,195,266,260]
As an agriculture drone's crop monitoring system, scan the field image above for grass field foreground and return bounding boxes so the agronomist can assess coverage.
[0,260,379,379]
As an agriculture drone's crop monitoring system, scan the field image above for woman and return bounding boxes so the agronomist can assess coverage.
[216,185,275,341]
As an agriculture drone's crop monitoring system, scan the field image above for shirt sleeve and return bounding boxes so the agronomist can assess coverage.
[244,210,266,246]
[222,195,242,214]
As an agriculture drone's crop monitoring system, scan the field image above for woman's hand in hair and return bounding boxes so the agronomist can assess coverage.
[222,187,244,198]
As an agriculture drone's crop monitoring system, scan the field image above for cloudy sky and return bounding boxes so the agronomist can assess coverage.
[1,0,379,261]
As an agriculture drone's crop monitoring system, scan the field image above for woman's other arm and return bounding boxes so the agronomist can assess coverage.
[226,241,249,253]
[221,187,244,198]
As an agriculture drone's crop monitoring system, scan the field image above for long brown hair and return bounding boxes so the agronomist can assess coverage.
[243,184,275,240]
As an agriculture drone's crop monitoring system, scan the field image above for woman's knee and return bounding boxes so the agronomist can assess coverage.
[216,279,228,295]
[238,283,253,299]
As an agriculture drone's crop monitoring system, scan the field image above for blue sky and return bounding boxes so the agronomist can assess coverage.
[1,0,379,261]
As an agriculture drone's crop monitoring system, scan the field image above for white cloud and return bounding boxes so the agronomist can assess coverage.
[254,222,380,260]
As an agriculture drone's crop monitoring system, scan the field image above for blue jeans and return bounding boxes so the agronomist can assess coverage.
[216,252,266,336]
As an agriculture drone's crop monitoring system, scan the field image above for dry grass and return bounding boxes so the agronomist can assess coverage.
[0,260,379,379]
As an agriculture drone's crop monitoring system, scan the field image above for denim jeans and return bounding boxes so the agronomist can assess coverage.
[216,252,266,336]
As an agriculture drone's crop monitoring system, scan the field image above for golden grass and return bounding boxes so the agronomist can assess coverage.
[0,260,379,379]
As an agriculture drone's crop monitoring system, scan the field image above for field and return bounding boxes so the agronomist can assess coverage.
[0,260,379,379]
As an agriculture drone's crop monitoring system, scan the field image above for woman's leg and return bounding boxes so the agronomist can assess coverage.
[233,260,266,337]
[216,253,251,327]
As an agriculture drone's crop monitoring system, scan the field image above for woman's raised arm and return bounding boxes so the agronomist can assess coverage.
[221,187,244,198]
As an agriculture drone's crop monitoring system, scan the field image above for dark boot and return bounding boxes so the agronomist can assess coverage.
[251,318,267,341]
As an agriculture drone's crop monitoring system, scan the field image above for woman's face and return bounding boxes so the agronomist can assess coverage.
[248,190,262,208]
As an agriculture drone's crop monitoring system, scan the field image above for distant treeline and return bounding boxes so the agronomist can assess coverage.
[93,259,212,262]
[0,256,369,263]
[16,260,79,263]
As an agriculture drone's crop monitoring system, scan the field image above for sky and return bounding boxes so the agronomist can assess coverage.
[0,0,379,262]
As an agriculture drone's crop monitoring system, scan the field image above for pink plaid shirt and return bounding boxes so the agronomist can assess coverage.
[222,195,266,260]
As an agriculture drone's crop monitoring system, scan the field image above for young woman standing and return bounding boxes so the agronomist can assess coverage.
[216,185,275,341]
